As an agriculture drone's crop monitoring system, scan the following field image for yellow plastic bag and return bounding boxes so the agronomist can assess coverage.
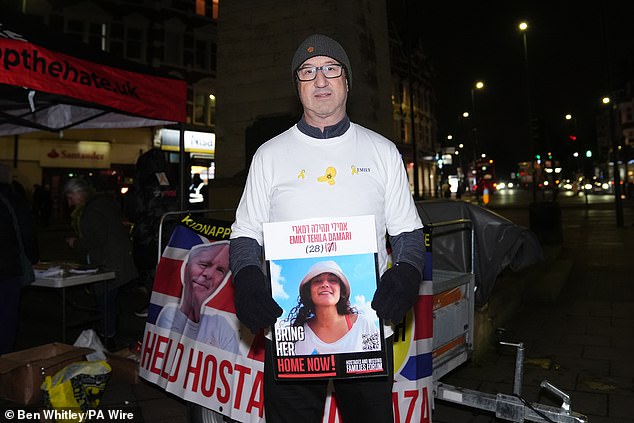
[41,360,112,422]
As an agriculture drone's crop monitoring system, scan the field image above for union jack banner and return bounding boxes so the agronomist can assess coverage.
[139,215,433,422]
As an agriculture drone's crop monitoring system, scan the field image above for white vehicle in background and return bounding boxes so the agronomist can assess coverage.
[496,180,517,191]
[580,178,612,195]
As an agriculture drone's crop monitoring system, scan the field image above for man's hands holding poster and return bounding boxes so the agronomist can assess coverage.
[233,265,283,333]
[371,261,421,323]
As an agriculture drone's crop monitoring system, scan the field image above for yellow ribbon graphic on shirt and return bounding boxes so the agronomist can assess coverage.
[317,166,337,185]
[351,166,359,175]
[298,169,305,179]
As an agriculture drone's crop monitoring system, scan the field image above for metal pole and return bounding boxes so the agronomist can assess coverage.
[522,30,536,203]
[13,135,19,168]
[470,89,480,201]
[500,341,525,396]
[471,88,479,161]
[179,123,187,210]
[598,4,624,226]
[607,103,624,227]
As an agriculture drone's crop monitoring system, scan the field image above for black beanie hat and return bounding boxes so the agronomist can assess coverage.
[291,34,351,88]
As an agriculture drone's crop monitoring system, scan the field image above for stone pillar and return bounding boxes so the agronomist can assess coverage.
[214,0,393,181]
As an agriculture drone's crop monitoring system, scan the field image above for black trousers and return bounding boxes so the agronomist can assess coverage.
[0,276,21,354]
[264,337,394,423]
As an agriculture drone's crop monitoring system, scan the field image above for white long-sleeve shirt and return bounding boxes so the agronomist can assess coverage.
[230,122,422,275]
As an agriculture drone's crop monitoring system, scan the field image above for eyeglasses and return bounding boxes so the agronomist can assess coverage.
[296,64,344,81]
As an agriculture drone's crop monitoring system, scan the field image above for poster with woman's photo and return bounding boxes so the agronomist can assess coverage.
[263,215,387,380]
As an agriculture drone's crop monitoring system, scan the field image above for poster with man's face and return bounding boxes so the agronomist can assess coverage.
[180,241,231,319]
[139,216,267,422]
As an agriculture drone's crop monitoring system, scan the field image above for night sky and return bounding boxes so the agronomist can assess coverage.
[390,1,634,178]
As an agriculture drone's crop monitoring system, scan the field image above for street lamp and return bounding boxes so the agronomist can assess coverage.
[471,82,485,117]
[518,21,536,202]
[470,80,485,161]
[465,81,484,150]
[563,113,579,175]
[564,113,577,138]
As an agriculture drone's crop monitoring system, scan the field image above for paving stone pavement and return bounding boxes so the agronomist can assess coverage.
[432,198,634,423]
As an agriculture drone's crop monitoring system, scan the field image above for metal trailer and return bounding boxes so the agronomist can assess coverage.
[156,209,589,423]
[428,217,588,423]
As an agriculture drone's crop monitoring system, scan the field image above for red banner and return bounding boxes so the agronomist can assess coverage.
[0,38,186,122]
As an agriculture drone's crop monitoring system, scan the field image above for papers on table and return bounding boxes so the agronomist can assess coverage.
[33,263,100,278]
[34,266,64,278]
[68,267,99,274]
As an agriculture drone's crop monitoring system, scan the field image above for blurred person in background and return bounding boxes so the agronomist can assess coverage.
[127,148,178,319]
[31,183,53,227]
[188,173,207,210]
[0,165,38,354]
[64,177,137,350]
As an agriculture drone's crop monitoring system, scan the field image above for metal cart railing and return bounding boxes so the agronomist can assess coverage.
[428,217,588,423]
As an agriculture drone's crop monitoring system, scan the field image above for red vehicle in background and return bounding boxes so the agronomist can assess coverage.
[467,158,497,198]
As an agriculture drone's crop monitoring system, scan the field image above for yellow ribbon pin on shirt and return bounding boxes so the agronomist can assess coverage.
[317,166,337,185]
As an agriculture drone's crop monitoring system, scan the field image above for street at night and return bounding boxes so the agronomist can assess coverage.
[431,190,633,423]
[1,2,633,422]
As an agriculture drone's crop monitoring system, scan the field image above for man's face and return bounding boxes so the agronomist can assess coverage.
[297,55,348,127]
[185,244,230,311]
[66,191,84,207]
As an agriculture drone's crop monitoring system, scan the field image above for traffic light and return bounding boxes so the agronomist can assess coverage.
[568,134,577,141]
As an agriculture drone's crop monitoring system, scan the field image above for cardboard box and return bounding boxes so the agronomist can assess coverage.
[106,347,140,385]
[0,343,93,405]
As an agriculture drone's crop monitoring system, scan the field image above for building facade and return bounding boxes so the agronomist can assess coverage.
[1,0,219,217]
[213,0,438,206]
[2,0,439,214]
[388,30,438,199]
[213,1,394,173]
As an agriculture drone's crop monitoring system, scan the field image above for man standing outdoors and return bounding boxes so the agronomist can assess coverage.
[229,34,425,422]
